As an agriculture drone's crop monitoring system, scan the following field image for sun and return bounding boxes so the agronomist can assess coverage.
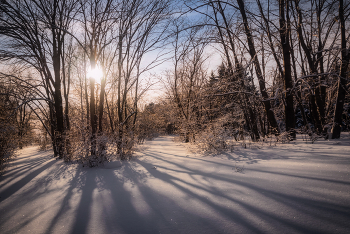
[87,66,103,83]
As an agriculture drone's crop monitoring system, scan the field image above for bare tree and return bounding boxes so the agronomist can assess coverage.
[79,0,116,164]
[236,0,280,134]
[170,25,208,142]
[0,0,78,159]
[105,0,171,158]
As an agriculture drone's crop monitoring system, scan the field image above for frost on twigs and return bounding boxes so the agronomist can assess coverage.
[196,124,231,155]
[67,131,137,167]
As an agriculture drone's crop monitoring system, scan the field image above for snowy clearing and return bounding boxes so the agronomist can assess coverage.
[1,135,350,234]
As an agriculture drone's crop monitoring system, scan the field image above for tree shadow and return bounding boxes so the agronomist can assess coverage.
[0,152,57,203]
[1,139,350,234]
[131,142,350,233]
[136,155,324,233]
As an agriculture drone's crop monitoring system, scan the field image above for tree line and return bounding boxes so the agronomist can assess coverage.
[162,0,350,147]
[0,0,349,166]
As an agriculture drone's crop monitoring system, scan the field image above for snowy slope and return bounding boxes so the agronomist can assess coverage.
[0,136,350,234]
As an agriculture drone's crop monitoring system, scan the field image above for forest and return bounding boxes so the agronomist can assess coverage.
[1,0,349,169]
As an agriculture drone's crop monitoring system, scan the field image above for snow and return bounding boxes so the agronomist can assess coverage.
[1,135,350,234]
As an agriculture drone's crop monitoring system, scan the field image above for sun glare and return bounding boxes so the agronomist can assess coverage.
[87,67,103,83]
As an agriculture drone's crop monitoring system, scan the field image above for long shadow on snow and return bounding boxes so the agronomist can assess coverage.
[69,168,96,234]
[147,150,247,168]
[69,164,160,234]
[147,149,289,167]
[44,166,81,234]
[137,157,317,233]
[247,167,350,186]
[3,140,348,233]
[98,164,160,234]
[123,164,223,234]
[68,162,226,234]
[139,151,350,233]
[146,150,350,187]
[0,153,53,189]
[0,156,57,203]
[0,151,73,233]
[0,159,48,189]
[136,159,263,233]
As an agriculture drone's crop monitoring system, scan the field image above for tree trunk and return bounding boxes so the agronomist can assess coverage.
[279,0,295,139]
[49,103,59,157]
[98,72,106,132]
[332,0,350,139]
[98,72,106,159]
[89,53,98,161]
[117,36,124,157]
[236,0,279,134]
[52,43,65,158]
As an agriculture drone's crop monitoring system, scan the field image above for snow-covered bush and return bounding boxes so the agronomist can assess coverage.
[66,128,138,166]
[196,124,230,154]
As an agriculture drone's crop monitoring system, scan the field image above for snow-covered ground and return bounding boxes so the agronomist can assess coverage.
[1,135,350,234]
